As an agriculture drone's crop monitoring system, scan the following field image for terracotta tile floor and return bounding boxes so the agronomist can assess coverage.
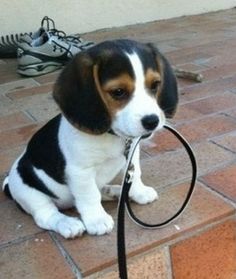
[0,8,236,279]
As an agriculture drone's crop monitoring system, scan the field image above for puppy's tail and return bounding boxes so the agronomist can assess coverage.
[2,176,12,199]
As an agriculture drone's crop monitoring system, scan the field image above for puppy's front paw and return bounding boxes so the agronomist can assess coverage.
[129,185,158,205]
[56,216,86,239]
[82,208,114,236]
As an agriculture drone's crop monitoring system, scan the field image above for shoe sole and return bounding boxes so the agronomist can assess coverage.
[17,62,63,76]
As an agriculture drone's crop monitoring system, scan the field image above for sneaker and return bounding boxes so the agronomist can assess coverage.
[0,33,33,58]
[17,16,94,76]
[0,16,51,58]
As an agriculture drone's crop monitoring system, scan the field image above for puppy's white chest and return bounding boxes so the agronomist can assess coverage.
[59,118,125,165]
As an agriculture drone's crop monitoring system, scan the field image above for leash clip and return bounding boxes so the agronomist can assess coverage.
[125,164,134,184]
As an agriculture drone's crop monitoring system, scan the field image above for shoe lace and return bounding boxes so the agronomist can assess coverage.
[41,16,56,31]
[65,35,84,44]
[41,16,83,44]
[49,29,83,44]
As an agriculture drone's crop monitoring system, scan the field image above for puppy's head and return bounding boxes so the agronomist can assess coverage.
[53,39,178,137]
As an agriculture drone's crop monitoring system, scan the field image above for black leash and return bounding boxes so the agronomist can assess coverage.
[117,124,197,279]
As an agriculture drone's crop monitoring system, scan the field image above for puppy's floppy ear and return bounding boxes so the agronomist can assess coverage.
[53,51,111,134]
[147,43,178,118]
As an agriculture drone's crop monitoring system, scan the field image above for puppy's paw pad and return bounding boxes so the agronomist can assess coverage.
[130,186,158,205]
[83,212,114,236]
[56,216,85,239]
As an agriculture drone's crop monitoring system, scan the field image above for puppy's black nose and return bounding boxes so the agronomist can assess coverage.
[141,114,159,131]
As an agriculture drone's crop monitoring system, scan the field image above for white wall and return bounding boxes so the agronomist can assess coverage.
[1,0,236,36]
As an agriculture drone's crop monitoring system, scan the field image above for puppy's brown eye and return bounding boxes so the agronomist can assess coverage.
[150,80,160,94]
[109,88,128,100]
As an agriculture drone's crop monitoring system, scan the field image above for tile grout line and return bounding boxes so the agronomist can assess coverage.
[220,111,236,122]
[156,215,236,277]
[171,109,236,126]
[198,179,236,208]
[0,79,40,95]
[209,139,236,155]
[49,232,83,279]
[164,246,174,279]
[178,90,236,105]
[23,109,39,122]
[86,213,236,279]
[157,214,236,252]
[0,231,43,250]
[142,149,236,184]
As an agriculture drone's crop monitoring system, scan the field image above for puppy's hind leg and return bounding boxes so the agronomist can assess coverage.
[33,199,86,239]
[8,170,85,238]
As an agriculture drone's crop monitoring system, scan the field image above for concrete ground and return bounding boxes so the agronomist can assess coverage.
[0,8,236,279]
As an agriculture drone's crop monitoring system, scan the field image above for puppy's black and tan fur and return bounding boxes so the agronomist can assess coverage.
[3,40,178,238]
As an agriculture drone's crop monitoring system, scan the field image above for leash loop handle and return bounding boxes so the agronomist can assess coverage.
[117,124,197,279]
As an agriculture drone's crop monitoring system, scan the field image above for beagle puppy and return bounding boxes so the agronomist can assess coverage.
[3,39,178,238]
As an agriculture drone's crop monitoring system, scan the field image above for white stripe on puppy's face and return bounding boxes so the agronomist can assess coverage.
[111,52,165,138]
